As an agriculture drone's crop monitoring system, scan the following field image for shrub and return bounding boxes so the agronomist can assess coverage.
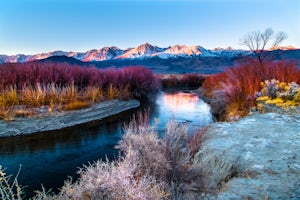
[51,159,170,200]
[20,83,46,107]
[0,62,157,98]
[294,90,300,102]
[202,59,300,120]
[0,63,158,117]
[63,100,90,111]
[106,84,119,100]
[84,86,104,103]
[31,114,206,199]
[0,87,18,109]
[0,165,23,200]
[256,80,300,110]
[187,128,207,158]
[116,111,170,182]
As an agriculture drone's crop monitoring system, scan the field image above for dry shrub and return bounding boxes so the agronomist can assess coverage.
[0,87,19,109]
[187,128,207,158]
[84,86,104,103]
[20,83,46,107]
[0,62,158,104]
[117,127,170,183]
[30,115,206,199]
[60,82,78,104]
[0,166,23,200]
[119,84,132,100]
[44,83,63,105]
[106,84,119,100]
[164,121,189,182]
[46,159,170,200]
[202,59,300,120]
[63,100,90,111]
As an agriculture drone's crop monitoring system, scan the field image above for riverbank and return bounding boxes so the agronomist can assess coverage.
[189,112,300,199]
[0,100,140,137]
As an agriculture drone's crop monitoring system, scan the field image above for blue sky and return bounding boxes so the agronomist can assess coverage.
[1,0,299,55]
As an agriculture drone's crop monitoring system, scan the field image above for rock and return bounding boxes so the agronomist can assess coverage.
[192,112,300,199]
[0,100,140,137]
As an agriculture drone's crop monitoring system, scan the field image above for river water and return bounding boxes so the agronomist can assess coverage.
[0,91,212,197]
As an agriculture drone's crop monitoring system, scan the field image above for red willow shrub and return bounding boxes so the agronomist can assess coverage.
[202,59,300,120]
[0,62,158,99]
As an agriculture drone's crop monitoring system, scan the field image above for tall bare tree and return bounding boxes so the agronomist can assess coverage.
[241,28,287,66]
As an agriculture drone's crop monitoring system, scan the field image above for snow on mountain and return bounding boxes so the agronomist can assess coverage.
[29,50,69,61]
[2,43,297,64]
[155,45,216,58]
[269,45,297,51]
[165,45,202,55]
[82,47,124,61]
[0,54,31,63]
[67,52,86,61]
[117,43,163,59]
[211,47,253,57]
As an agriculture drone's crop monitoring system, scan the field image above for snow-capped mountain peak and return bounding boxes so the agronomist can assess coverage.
[117,43,162,59]
[2,43,296,64]
[82,46,124,62]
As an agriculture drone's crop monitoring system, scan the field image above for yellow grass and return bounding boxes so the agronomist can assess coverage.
[0,82,134,119]
[63,100,90,111]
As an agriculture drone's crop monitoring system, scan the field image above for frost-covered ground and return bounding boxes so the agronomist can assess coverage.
[190,112,300,199]
[0,100,140,137]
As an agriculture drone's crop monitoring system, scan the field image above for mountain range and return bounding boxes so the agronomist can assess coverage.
[0,43,256,63]
[1,43,299,74]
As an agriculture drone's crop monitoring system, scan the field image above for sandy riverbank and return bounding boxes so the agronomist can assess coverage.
[0,100,140,137]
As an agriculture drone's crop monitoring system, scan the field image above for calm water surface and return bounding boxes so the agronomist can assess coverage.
[0,92,212,197]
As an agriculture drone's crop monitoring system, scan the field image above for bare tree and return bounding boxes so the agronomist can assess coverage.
[241,28,287,66]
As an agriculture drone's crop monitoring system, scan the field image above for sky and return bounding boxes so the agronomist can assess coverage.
[1,0,299,55]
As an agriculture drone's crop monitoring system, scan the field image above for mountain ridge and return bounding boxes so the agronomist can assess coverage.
[0,43,263,64]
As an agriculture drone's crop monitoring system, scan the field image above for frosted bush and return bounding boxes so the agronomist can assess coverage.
[262,79,280,98]
[286,82,300,97]
[32,116,205,199]
[260,79,300,100]
[0,166,23,200]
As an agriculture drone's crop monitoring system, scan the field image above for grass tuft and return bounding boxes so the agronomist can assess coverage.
[63,100,90,111]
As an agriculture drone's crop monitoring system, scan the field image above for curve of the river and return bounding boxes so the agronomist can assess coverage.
[0,91,212,197]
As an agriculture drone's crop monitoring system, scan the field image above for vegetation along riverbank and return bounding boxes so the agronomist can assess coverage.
[0,62,157,121]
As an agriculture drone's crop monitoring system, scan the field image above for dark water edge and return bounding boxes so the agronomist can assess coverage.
[0,106,144,198]
[0,92,212,198]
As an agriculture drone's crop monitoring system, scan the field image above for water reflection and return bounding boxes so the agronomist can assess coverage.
[157,92,212,132]
[0,92,212,197]
[163,92,199,111]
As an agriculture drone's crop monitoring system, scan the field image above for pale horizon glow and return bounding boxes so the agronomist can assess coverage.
[1,0,299,55]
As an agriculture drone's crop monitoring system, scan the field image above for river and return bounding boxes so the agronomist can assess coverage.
[0,91,212,197]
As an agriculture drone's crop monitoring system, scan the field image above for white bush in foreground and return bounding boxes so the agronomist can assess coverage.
[0,166,22,200]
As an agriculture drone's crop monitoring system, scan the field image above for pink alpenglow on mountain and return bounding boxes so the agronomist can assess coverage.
[0,43,297,64]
